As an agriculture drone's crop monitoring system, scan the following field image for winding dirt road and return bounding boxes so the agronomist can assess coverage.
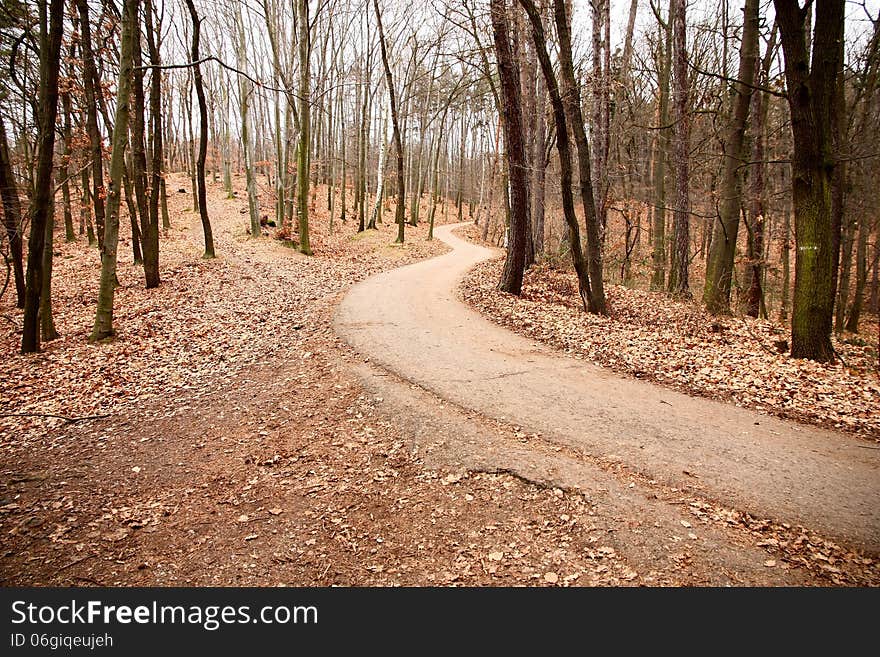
[335,223,880,553]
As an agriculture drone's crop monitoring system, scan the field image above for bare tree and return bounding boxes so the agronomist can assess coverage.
[90,0,139,342]
[667,0,690,298]
[21,0,64,353]
[373,0,406,243]
[703,0,759,314]
[184,0,215,258]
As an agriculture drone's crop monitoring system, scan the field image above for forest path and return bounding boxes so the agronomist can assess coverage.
[336,223,880,553]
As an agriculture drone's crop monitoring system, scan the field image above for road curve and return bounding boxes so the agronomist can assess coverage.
[334,223,880,552]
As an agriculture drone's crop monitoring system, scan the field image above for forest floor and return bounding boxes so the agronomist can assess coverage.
[1,175,877,586]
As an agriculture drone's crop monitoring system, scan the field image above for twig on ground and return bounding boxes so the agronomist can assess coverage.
[0,412,111,424]
[740,319,778,357]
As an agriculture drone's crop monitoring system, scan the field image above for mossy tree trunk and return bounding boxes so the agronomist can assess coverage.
[90,0,138,342]
[774,0,845,361]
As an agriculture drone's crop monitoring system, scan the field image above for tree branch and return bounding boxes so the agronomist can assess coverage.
[0,412,111,424]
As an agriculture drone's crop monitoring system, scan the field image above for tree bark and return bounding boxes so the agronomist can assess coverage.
[491,0,529,295]
[667,0,691,298]
[373,0,406,244]
[142,0,161,287]
[650,0,674,291]
[297,0,313,254]
[703,0,759,314]
[844,216,872,332]
[60,90,76,242]
[774,0,845,361]
[234,4,260,239]
[76,0,107,252]
[184,0,215,259]
[518,0,594,311]
[89,0,138,342]
[552,0,606,313]
[21,0,64,353]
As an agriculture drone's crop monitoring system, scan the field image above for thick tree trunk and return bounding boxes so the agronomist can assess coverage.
[703,0,759,314]
[491,0,529,295]
[184,0,215,259]
[21,0,64,353]
[774,0,845,361]
[90,0,138,342]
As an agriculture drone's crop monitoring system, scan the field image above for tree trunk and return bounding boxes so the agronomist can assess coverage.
[651,0,674,291]
[235,5,260,239]
[844,216,872,333]
[184,0,215,259]
[90,0,138,342]
[551,0,606,312]
[774,0,845,361]
[519,0,594,311]
[40,193,58,342]
[76,0,107,252]
[61,90,76,242]
[297,0,313,254]
[130,11,157,286]
[21,0,64,354]
[142,0,161,287]
[0,120,25,308]
[531,62,547,256]
[491,0,529,295]
[667,0,691,298]
[373,0,406,244]
[779,182,791,322]
[370,97,389,230]
[703,0,759,314]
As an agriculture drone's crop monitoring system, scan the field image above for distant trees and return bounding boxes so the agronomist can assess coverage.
[0,0,876,366]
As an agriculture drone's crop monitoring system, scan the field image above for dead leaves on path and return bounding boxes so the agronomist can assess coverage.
[460,258,879,439]
[0,180,447,449]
